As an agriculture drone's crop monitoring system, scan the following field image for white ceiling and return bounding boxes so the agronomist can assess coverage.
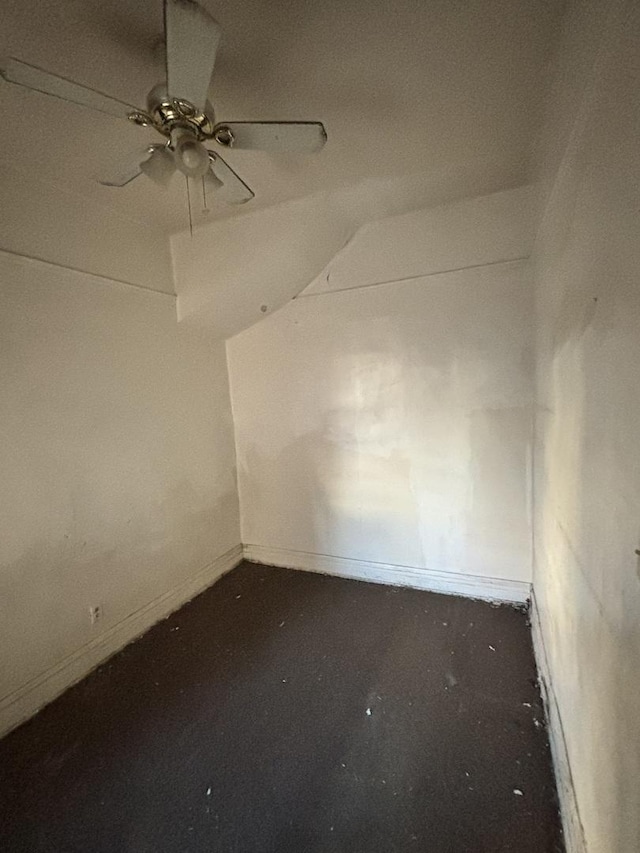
[0,0,564,289]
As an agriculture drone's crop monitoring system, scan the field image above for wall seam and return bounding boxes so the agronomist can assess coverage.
[0,247,176,298]
[294,255,530,299]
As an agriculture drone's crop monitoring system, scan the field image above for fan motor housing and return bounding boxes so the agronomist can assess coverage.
[127,84,216,141]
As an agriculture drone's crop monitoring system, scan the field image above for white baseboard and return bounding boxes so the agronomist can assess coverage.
[531,592,586,853]
[243,544,531,604]
[0,544,243,739]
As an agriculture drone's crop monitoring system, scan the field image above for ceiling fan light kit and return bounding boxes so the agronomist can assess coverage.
[0,0,327,223]
[172,130,210,178]
[140,145,176,187]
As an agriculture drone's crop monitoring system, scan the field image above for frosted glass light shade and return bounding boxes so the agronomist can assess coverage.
[173,133,210,178]
[141,147,176,187]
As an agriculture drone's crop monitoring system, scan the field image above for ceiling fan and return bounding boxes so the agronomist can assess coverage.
[0,0,327,211]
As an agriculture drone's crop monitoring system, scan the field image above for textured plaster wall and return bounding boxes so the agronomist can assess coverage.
[532,1,640,850]
[0,252,240,729]
[227,188,535,583]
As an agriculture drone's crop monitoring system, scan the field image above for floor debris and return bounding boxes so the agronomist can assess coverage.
[0,561,563,852]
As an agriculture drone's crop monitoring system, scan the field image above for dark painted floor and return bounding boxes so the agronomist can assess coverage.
[0,562,563,852]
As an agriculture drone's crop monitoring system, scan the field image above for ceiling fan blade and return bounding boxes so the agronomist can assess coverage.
[98,152,148,187]
[0,57,136,119]
[213,121,327,154]
[164,0,221,111]
[208,152,254,204]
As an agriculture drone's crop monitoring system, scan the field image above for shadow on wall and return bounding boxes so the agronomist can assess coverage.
[232,257,534,581]
[239,346,527,573]
[239,349,426,566]
[311,351,422,563]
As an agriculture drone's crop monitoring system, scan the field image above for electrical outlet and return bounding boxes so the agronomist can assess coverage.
[89,604,102,625]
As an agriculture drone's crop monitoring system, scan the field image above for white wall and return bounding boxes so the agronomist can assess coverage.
[302,185,535,298]
[172,181,534,340]
[0,251,240,735]
[0,166,175,295]
[228,242,534,591]
[533,1,640,850]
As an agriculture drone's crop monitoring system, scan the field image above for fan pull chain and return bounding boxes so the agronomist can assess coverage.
[186,176,193,237]
[202,176,209,213]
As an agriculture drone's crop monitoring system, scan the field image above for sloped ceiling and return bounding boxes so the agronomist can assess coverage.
[0,0,564,292]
